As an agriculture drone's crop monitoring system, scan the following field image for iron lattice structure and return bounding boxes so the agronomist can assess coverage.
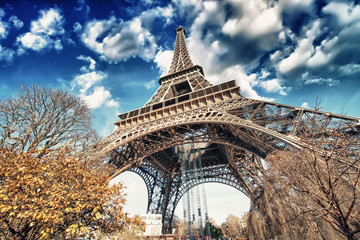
[89,27,360,233]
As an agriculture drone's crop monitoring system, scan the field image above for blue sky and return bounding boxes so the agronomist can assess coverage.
[1,0,360,224]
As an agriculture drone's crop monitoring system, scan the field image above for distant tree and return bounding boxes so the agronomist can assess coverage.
[173,216,184,237]
[205,222,223,239]
[0,84,99,152]
[221,214,246,238]
[105,215,146,240]
[0,146,140,240]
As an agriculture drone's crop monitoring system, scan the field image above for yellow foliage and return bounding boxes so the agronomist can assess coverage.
[0,147,134,239]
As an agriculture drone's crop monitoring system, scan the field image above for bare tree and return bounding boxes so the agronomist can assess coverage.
[266,116,360,240]
[247,166,344,240]
[246,112,360,240]
[173,217,184,237]
[0,84,99,151]
[221,214,247,239]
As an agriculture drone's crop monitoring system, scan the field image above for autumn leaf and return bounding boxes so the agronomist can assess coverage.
[0,147,134,239]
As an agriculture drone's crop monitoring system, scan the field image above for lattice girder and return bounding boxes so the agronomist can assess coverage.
[147,66,212,105]
[214,96,360,137]
[106,109,358,182]
[108,123,298,179]
[92,110,300,163]
[129,162,167,213]
[92,82,359,163]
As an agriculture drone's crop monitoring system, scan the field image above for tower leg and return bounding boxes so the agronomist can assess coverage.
[132,165,181,234]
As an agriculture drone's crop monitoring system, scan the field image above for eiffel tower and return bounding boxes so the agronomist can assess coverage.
[90,26,360,233]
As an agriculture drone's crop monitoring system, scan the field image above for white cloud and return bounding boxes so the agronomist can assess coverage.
[73,71,107,94]
[16,48,26,56]
[169,0,360,91]
[130,17,141,33]
[304,78,339,86]
[221,0,282,38]
[249,6,282,37]
[278,39,312,74]
[222,18,239,37]
[80,85,119,110]
[144,79,156,90]
[54,39,63,51]
[0,45,15,63]
[73,22,82,33]
[157,4,174,19]
[270,50,283,63]
[338,64,360,75]
[259,79,287,95]
[323,2,360,26]
[279,0,314,14]
[278,20,322,74]
[190,1,223,36]
[80,3,175,63]
[106,99,120,108]
[81,86,111,109]
[154,49,173,75]
[77,55,96,71]
[75,0,90,16]
[9,16,23,29]
[201,63,274,101]
[17,8,65,52]
[30,8,64,36]
[306,4,360,71]
[210,40,227,55]
[81,16,157,62]
[259,70,271,79]
[301,102,309,108]
[0,20,8,39]
[271,1,360,86]
[307,45,331,68]
[18,32,50,51]
[72,56,120,110]
[187,32,224,80]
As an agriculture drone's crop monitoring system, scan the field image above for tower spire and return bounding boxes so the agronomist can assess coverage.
[144,26,212,106]
[168,26,194,74]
